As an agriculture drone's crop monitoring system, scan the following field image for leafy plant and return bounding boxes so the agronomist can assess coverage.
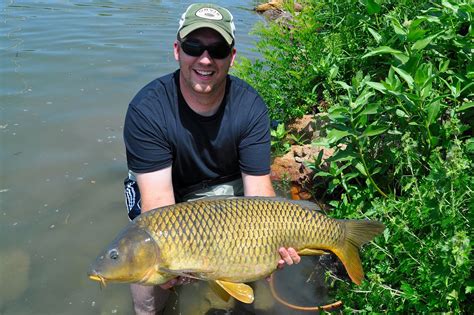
[233,0,430,124]
[238,0,473,312]
[271,123,291,156]
[329,140,473,313]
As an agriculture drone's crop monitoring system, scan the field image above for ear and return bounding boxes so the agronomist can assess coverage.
[173,41,180,61]
[229,47,237,67]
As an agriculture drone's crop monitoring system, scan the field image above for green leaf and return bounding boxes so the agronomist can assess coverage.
[390,17,407,37]
[394,53,410,64]
[367,81,388,93]
[392,66,414,88]
[360,103,380,115]
[327,129,352,143]
[354,90,375,108]
[366,0,381,14]
[355,162,368,176]
[411,34,439,51]
[427,102,441,124]
[362,124,389,137]
[466,138,474,153]
[363,46,404,58]
[335,81,352,91]
[401,282,417,297]
[313,149,324,168]
[407,27,427,42]
[457,102,474,112]
[441,0,458,13]
[328,107,349,120]
[314,171,331,177]
[396,109,409,118]
[327,149,355,163]
[439,59,450,73]
[367,27,382,43]
[329,65,339,80]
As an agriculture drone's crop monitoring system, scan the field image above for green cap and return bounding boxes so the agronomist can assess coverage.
[177,3,235,45]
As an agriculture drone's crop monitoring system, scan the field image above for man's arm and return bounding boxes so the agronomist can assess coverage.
[242,172,275,197]
[135,166,175,212]
[136,166,190,289]
[241,172,301,267]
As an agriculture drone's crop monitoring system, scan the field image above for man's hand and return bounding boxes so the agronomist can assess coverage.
[159,276,195,290]
[277,247,301,269]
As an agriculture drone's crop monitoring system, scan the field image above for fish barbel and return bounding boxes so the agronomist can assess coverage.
[89,197,384,303]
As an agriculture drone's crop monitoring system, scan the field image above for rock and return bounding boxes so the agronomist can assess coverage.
[255,0,284,13]
[255,1,302,28]
[271,114,333,201]
[255,0,303,13]
[287,113,329,144]
[271,144,334,197]
[294,2,303,12]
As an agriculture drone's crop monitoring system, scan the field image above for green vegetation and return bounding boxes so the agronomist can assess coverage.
[235,0,473,312]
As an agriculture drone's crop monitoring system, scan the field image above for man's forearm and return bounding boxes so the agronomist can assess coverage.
[242,173,276,197]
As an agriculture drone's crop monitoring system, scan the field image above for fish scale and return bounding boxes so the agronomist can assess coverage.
[134,197,343,282]
[89,196,385,303]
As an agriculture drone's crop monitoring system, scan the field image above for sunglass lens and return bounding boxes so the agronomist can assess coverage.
[181,41,204,57]
[208,42,231,59]
[181,40,231,59]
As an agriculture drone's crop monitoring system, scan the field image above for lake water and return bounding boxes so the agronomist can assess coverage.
[1,1,328,314]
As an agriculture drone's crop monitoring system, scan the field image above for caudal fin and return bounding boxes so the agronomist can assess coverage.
[332,220,385,285]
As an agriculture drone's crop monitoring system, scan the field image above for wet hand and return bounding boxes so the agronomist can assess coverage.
[159,276,196,289]
[277,247,301,269]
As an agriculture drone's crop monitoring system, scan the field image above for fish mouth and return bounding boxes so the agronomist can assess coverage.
[88,271,107,287]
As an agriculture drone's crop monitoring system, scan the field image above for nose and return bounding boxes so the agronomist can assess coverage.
[197,50,213,65]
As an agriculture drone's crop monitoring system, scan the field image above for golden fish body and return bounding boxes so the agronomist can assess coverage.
[89,197,384,303]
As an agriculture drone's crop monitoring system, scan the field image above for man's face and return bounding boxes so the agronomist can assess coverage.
[174,28,236,97]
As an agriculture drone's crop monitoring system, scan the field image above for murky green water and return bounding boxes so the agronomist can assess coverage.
[1,1,328,314]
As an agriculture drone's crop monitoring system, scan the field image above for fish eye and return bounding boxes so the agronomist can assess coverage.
[108,249,119,260]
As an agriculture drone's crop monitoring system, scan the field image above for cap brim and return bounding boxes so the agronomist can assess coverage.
[179,23,234,45]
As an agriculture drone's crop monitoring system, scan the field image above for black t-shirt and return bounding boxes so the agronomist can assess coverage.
[124,70,271,194]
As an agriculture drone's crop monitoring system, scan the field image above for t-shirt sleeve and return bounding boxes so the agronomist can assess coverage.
[123,102,173,173]
[238,95,271,175]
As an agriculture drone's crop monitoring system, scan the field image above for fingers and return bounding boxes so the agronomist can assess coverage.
[278,247,301,268]
[159,277,196,289]
[288,247,301,264]
[160,278,178,290]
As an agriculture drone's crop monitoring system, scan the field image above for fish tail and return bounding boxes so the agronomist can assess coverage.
[332,220,385,285]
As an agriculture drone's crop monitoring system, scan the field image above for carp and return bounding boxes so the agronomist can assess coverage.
[89,197,384,303]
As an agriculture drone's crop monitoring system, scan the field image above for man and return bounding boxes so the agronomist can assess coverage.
[123,3,300,314]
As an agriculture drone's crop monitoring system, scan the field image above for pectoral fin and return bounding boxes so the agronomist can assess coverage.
[297,248,331,256]
[215,280,254,304]
[158,267,210,280]
[209,281,231,302]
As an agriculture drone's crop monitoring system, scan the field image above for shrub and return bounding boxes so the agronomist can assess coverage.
[233,0,430,123]
[237,0,473,312]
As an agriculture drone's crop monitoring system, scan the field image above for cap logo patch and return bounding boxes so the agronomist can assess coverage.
[195,8,223,20]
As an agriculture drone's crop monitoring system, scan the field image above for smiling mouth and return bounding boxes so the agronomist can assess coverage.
[194,69,214,77]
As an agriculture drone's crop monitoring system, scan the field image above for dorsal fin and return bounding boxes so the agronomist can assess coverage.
[199,196,322,211]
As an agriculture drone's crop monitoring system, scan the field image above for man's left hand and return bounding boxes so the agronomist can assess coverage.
[277,247,301,268]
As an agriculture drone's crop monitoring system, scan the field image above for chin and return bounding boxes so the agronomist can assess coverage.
[192,84,213,94]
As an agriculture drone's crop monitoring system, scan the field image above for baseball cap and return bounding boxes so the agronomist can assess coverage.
[177,3,236,45]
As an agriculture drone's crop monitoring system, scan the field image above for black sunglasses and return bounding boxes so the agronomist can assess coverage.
[180,39,232,59]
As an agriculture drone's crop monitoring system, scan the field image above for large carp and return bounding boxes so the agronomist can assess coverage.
[89,197,384,303]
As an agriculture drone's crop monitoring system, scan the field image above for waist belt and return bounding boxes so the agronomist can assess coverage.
[176,173,242,198]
